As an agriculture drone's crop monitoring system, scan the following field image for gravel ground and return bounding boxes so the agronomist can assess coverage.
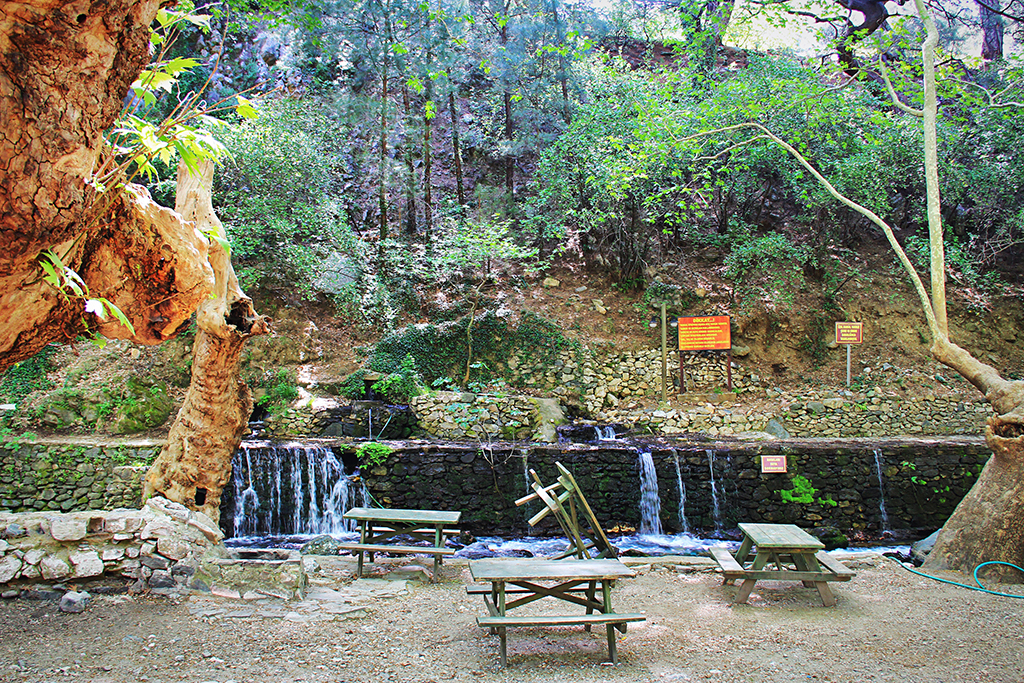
[1,553,1022,683]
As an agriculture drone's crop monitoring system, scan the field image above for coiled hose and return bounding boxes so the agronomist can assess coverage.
[888,557,1024,598]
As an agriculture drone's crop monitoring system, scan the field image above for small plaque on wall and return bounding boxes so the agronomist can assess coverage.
[761,455,787,473]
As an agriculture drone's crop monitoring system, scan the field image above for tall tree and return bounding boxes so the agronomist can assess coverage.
[977,0,1005,60]
[144,162,269,522]
[0,1,269,522]
[0,0,214,369]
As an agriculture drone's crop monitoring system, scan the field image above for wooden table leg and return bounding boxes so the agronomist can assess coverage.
[498,626,508,667]
[801,552,836,606]
[792,552,816,587]
[734,551,769,604]
[606,623,617,664]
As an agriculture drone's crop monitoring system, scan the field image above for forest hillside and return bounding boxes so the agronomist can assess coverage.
[1,0,1022,435]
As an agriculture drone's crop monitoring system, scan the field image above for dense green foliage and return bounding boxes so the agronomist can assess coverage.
[216,99,363,299]
[369,310,582,388]
[128,1,1021,367]
[0,346,56,405]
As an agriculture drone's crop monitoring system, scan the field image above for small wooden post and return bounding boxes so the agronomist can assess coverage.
[660,302,667,402]
[726,349,733,391]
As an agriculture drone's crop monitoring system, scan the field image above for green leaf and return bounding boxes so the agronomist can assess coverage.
[235,96,259,120]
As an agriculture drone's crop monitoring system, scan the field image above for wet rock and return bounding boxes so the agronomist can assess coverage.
[301,535,346,555]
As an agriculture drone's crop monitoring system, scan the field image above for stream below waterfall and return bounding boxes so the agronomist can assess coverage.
[219,429,976,557]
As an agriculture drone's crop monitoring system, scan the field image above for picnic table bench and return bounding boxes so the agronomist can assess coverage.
[469,557,645,667]
[339,507,461,582]
[709,523,856,606]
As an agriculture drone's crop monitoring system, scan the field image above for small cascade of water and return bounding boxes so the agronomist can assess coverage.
[234,447,262,538]
[672,450,690,534]
[598,426,617,441]
[873,449,891,531]
[368,408,373,439]
[637,451,663,535]
[229,443,364,537]
[706,449,723,534]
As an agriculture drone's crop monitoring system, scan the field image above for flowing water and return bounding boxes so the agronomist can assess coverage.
[637,450,664,535]
[873,449,891,532]
[229,442,367,537]
[672,449,691,534]
[706,449,724,534]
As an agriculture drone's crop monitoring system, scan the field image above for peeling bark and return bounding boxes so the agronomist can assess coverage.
[0,0,213,370]
[143,162,270,523]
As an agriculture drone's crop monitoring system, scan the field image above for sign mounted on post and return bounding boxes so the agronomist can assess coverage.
[677,316,731,351]
[835,322,864,388]
[677,316,733,393]
[760,455,787,473]
[835,322,863,345]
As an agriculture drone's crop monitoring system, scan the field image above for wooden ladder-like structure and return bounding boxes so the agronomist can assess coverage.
[514,461,618,559]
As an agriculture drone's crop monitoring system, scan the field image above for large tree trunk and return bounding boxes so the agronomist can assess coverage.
[923,338,1024,573]
[143,161,270,523]
[977,0,1004,61]
[0,0,216,373]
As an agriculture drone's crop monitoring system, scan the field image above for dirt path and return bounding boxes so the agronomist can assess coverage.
[1,554,1022,683]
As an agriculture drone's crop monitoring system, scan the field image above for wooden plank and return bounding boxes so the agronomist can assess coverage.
[815,551,857,577]
[514,481,561,507]
[555,463,617,558]
[738,523,824,550]
[343,508,462,525]
[477,613,645,628]
[469,558,634,582]
[336,543,455,556]
[708,547,746,578]
[466,585,590,595]
[732,569,853,582]
[368,527,461,536]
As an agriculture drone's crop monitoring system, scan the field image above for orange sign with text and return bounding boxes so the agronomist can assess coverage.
[835,322,863,345]
[760,455,787,473]
[677,316,731,351]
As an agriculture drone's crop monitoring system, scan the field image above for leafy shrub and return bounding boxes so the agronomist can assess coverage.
[370,355,423,404]
[369,311,583,389]
[216,98,363,300]
[355,441,393,469]
[724,230,814,309]
[254,368,299,413]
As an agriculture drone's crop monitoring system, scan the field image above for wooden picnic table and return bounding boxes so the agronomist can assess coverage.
[340,507,461,582]
[469,557,645,667]
[709,523,856,606]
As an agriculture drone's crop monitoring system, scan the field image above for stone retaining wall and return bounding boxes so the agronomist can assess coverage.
[410,392,540,440]
[502,348,753,414]
[0,441,160,513]
[216,437,990,540]
[0,498,226,596]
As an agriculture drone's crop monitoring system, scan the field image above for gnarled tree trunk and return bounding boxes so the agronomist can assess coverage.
[0,0,215,370]
[143,161,270,523]
[922,338,1024,573]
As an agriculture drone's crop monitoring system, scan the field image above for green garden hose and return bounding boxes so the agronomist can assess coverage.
[888,556,1024,598]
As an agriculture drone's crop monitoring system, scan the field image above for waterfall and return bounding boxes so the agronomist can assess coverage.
[368,408,374,439]
[228,443,364,537]
[672,450,690,534]
[598,425,617,441]
[706,449,723,534]
[233,446,262,537]
[873,449,891,531]
[637,451,663,535]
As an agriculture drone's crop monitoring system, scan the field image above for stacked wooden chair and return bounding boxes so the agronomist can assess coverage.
[514,461,618,559]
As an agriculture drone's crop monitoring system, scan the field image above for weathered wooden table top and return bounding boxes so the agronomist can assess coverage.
[343,507,462,525]
[738,523,825,550]
[469,558,635,582]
